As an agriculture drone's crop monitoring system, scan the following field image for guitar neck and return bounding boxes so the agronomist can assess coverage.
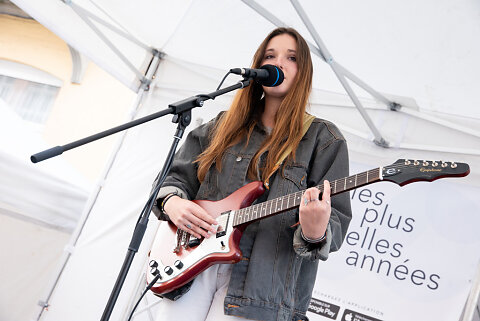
[232,167,382,226]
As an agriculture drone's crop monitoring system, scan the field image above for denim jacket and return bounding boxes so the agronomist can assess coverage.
[152,113,352,321]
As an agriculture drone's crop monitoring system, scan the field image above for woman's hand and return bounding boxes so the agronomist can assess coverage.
[163,196,218,239]
[299,180,331,240]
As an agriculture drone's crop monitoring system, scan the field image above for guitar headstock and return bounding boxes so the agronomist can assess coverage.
[382,159,470,186]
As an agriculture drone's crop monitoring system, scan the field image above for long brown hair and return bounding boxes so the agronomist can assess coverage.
[196,27,313,182]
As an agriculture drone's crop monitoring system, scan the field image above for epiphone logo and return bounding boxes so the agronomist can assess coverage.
[420,168,442,172]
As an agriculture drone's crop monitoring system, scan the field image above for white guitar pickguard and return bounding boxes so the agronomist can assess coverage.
[148,210,235,284]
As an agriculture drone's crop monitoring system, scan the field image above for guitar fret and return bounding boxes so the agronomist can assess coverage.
[234,167,383,226]
[346,176,355,190]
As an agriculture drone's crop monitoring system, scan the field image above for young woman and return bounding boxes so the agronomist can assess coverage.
[152,27,352,321]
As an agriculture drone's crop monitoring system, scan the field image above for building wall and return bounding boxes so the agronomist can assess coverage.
[0,14,135,183]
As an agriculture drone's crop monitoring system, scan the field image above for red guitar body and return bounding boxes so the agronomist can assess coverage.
[147,181,265,296]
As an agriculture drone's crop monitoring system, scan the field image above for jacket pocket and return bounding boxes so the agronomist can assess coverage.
[283,163,308,191]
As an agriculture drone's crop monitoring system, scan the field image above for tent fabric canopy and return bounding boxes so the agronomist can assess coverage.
[0,100,89,320]
[11,0,480,116]
[11,0,480,173]
[0,99,90,231]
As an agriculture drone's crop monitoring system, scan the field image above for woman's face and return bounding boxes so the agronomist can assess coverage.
[261,33,298,99]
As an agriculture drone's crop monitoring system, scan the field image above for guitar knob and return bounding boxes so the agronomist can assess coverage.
[164,266,174,275]
[150,267,160,276]
[149,260,158,268]
[174,260,184,269]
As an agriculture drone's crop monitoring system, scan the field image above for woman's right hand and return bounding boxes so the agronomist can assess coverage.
[163,196,218,239]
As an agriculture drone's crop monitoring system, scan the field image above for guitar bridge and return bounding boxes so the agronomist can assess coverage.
[174,229,202,253]
[182,232,191,249]
[173,229,183,253]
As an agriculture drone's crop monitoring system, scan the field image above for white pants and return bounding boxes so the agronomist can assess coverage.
[155,264,255,321]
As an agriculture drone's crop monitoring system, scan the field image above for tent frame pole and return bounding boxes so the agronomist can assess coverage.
[62,0,154,86]
[33,51,163,321]
[461,260,480,321]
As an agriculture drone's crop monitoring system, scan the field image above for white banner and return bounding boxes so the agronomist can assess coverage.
[307,162,480,321]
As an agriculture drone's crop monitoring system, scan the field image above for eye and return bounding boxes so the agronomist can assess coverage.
[288,56,297,62]
[264,55,274,60]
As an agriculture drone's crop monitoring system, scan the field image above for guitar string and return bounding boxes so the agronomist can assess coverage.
[234,161,462,224]
[235,168,380,224]
[236,166,398,223]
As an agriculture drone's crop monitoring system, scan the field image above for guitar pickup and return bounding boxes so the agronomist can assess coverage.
[215,212,230,238]
[188,237,201,247]
[213,223,226,238]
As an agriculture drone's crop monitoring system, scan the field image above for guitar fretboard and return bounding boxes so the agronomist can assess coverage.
[232,167,381,226]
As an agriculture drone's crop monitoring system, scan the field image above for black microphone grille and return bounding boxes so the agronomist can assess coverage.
[259,64,284,87]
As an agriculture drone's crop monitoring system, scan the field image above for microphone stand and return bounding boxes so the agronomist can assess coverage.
[30,77,252,321]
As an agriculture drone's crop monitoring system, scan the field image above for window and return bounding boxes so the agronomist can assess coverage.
[0,60,62,124]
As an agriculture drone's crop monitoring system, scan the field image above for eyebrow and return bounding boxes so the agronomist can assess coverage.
[265,48,297,53]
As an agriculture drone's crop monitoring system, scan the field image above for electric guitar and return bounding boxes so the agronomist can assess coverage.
[147,159,469,296]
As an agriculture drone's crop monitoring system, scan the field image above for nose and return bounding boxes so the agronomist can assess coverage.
[273,57,284,70]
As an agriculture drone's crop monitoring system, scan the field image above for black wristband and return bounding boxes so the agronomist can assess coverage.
[161,192,178,215]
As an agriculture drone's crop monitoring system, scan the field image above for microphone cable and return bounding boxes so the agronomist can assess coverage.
[127,273,161,321]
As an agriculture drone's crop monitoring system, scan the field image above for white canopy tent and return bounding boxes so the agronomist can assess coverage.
[7,0,480,320]
[0,100,90,231]
[0,98,90,320]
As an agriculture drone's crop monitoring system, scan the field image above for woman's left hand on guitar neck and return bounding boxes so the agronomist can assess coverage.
[299,180,331,240]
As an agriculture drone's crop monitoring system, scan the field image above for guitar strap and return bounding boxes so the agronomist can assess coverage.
[264,113,316,189]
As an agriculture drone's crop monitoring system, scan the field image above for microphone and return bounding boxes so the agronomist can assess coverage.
[230,64,284,87]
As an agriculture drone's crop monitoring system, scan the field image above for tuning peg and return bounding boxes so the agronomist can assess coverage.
[404,160,411,165]
[441,162,448,168]
[451,162,457,168]
[432,161,438,167]
[423,161,429,166]
[414,160,420,166]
